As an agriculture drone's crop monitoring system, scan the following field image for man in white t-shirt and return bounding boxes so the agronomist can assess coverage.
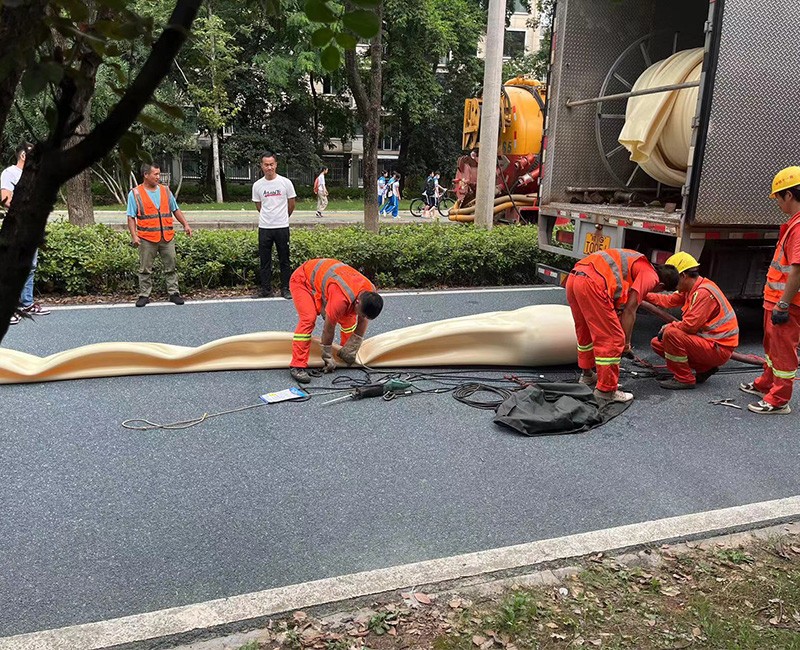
[314,166,328,218]
[1,142,50,325]
[252,151,296,299]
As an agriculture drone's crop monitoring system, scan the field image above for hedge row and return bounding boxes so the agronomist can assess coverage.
[36,222,567,295]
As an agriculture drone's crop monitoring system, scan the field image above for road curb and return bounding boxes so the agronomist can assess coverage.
[4,495,800,650]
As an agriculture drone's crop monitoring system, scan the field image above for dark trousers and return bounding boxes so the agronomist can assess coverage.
[258,227,291,293]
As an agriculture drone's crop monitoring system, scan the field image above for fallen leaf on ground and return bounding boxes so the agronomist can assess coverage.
[660,586,681,597]
[473,635,487,646]
[293,611,308,622]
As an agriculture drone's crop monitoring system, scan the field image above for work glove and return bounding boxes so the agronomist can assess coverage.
[338,334,364,366]
[321,345,337,373]
[772,309,790,326]
[622,343,635,359]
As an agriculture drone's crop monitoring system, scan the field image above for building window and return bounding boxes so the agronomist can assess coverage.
[322,76,333,95]
[512,0,528,14]
[504,30,527,58]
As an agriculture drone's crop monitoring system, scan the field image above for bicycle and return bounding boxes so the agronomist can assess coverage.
[409,188,455,218]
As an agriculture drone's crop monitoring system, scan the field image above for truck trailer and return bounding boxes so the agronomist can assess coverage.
[536,0,800,298]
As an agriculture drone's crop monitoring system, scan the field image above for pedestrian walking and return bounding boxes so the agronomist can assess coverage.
[422,171,436,218]
[252,151,296,299]
[377,170,387,212]
[314,166,329,218]
[566,248,678,403]
[288,258,384,384]
[740,167,800,414]
[646,252,739,389]
[126,162,192,307]
[1,142,50,324]
[388,172,401,218]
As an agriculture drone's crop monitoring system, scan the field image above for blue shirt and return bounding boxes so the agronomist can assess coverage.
[126,186,179,217]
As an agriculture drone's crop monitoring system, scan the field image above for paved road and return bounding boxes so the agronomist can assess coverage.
[1,289,797,638]
[48,209,450,229]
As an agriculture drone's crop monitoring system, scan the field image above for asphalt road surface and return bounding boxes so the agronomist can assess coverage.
[1,288,797,637]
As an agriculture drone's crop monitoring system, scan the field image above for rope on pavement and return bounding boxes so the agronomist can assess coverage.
[122,402,268,431]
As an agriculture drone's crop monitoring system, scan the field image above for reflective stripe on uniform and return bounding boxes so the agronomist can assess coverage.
[341,323,357,334]
[595,356,620,366]
[665,352,689,363]
[577,343,594,352]
[293,333,312,340]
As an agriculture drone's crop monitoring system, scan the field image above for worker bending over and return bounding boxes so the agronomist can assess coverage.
[740,167,800,414]
[566,248,678,403]
[289,258,384,384]
[645,252,739,390]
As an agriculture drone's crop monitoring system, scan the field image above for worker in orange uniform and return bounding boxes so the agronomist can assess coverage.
[645,252,739,390]
[566,248,678,403]
[740,167,800,414]
[288,258,384,384]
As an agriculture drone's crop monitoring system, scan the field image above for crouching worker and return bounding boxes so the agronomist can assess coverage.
[566,248,678,403]
[289,258,384,384]
[646,252,739,390]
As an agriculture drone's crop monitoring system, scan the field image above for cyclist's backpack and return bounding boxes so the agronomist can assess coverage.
[425,176,435,193]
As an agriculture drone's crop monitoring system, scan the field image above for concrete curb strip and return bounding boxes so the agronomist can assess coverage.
[4,495,800,650]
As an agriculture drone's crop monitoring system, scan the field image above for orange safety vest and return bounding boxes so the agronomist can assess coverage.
[301,258,375,315]
[682,277,739,348]
[575,248,646,309]
[132,184,174,243]
[764,211,800,307]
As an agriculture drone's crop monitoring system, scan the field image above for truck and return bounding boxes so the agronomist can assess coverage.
[533,0,800,298]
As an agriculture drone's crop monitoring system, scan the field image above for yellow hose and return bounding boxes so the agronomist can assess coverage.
[449,195,536,216]
[448,199,537,222]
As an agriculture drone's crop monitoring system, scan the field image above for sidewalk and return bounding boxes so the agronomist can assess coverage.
[48,209,454,230]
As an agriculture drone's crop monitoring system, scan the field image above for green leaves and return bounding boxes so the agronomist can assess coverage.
[341,10,379,38]
[303,0,380,70]
[20,61,64,97]
[321,45,341,70]
[305,0,337,23]
[311,27,335,47]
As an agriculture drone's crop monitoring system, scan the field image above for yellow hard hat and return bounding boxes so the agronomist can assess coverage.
[664,252,700,273]
[770,166,800,198]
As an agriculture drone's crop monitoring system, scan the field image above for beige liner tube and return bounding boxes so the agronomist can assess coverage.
[0,305,577,384]
[618,48,704,187]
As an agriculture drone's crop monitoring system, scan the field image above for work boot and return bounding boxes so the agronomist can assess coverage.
[169,293,185,305]
[578,370,597,387]
[739,382,766,397]
[135,296,150,308]
[695,366,719,384]
[593,388,634,403]
[290,367,312,384]
[253,289,274,299]
[747,399,791,414]
[281,289,292,300]
[658,378,695,390]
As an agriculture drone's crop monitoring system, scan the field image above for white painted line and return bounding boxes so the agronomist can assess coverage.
[44,286,564,312]
[4,495,799,650]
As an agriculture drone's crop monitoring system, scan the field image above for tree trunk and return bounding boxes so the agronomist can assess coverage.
[211,129,223,203]
[345,3,383,234]
[0,0,203,343]
[64,99,95,226]
[174,155,184,198]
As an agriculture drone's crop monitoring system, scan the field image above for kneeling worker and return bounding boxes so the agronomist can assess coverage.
[645,252,739,389]
[289,258,384,383]
[566,248,678,403]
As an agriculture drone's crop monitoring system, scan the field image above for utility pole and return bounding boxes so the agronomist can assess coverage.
[473,0,506,229]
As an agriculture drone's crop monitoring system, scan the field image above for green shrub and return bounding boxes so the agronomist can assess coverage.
[36,222,568,295]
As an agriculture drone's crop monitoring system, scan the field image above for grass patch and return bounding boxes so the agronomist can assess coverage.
[237,531,800,650]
